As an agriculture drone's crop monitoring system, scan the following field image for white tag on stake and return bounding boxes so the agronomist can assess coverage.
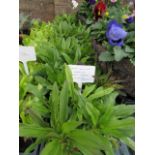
[68,65,96,91]
[19,46,36,75]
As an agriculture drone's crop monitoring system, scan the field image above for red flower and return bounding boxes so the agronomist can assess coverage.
[94,0,106,20]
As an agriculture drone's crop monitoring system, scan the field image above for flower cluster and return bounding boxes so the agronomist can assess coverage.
[72,0,78,9]
[106,20,127,46]
[83,0,134,49]
[87,0,96,5]
[94,1,106,20]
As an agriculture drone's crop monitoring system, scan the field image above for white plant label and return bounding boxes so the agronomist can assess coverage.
[19,46,36,75]
[68,65,96,91]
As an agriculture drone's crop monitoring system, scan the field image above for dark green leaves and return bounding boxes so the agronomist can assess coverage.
[113,47,128,61]
[99,52,114,62]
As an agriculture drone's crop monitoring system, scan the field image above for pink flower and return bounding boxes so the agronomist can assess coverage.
[110,0,117,3]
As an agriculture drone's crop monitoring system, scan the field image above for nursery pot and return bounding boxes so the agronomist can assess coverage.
[19,138,43,155]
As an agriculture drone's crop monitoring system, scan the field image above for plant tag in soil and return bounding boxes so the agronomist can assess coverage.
[19,46,36,75]
[68,65,96,90]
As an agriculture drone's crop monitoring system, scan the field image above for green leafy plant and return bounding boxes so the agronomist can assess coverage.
[22,14,95,65]
[19,65,135,155]
[19,12,134,155]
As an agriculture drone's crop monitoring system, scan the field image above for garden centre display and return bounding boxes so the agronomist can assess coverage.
[19,0,135,154]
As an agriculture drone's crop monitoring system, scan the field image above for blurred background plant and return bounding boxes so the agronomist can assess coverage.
[77,0,135,64]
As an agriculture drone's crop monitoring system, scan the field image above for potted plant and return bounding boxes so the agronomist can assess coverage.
[77,0,135,97]
[19,13,135,154]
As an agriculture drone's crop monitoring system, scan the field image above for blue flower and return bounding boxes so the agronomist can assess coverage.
[125,16,135,23]
[106,20,127,46]
[88,0,96,5]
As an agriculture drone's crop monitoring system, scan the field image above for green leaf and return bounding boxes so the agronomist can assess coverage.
[49,83,60,128]
[114,47,128,61]
[125,46,135,53]
[19,124,52,138]
[59,81,69,124]
[35,76,52,90]
[26,83,45,102]
[90,22,102,30]
[85,102,100,126]
[74,48,81,64]
[65,64,74,96]
[31,101,49,117]
[68,130,104,151]
[99,103,114,127]
[41,139,64,155]
[121,137,135,151]
[83,84,96,97]
[99,52,114,62]
[88,87,114,101]
[102,117,135,138]
[62,53,72,64]
[102,136,114,155]
[27,108,48,127]
[105,117,135,130]
[103,91,119,104]
[76,144,103,155]
[113,105,135,118]
[62,121,82,134]
[86,19,93,25]
[80,56,90,63]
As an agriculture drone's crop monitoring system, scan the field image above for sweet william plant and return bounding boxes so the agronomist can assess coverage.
[20,65,135,155]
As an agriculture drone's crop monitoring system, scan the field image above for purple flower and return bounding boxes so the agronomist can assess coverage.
[125,16,135,23]
[88,0,96,5]
[106,20,127,46]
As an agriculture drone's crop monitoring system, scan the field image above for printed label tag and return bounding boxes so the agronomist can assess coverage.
[19,46,36,62]
[19,46,36,75]
[68,65,95,84]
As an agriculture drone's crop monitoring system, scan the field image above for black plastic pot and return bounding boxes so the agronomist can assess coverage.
[19,137,44,155]
[19,143,44,155]
[19,145,39,155]
[115,143,134,155]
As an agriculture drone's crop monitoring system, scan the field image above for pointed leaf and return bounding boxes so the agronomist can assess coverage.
[65,64,74,96]
[59,81,69,124]
[83,85,96,97]
[41,139,64,155]
[62,121,82,134]
[50,82,60,127]
[88,87,114,101]
[19,124,52,138]
[86,102,100,126]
